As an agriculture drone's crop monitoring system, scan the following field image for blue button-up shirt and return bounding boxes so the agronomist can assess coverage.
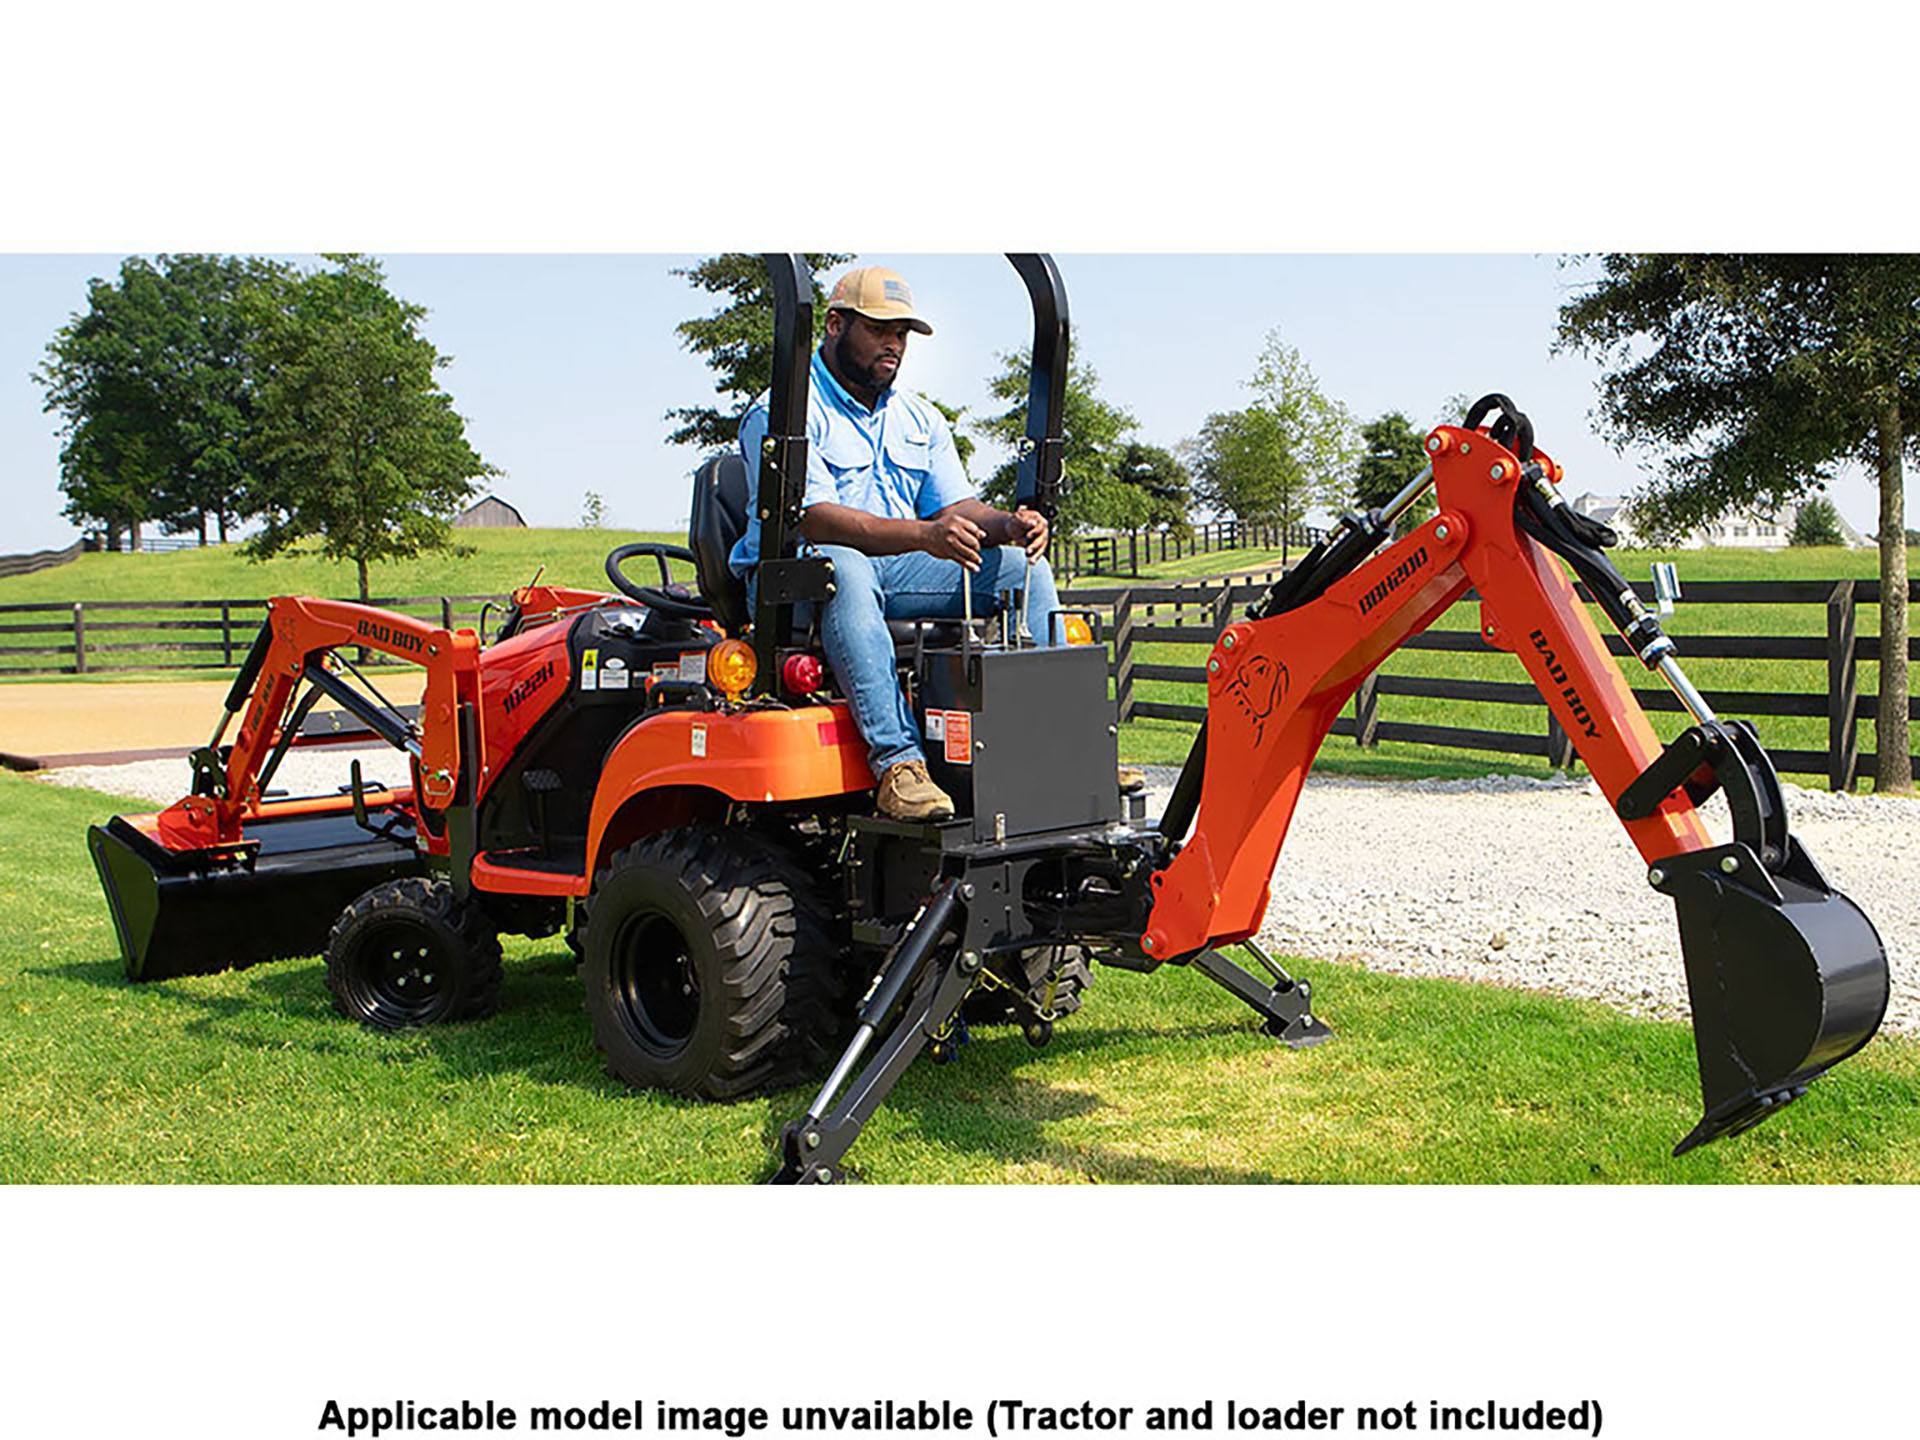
[728,349,976,576]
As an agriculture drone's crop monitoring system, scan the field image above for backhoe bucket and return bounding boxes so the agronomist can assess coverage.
[1664,841,1888,1155]
[88,801,424,982]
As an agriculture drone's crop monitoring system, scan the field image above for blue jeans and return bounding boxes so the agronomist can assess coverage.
[797,544,1063,775]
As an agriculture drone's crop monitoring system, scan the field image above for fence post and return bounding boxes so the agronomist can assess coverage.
[1128,529,1139,577]
[1546,711,1575,770]
[1828,580,1858,792]
[221,603,234,667]
[1354,671,1379,746]
[72,602,86,675]
[441,596,454,630]
[1113,589,1136,724]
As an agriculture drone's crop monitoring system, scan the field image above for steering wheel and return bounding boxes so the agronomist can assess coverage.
[604,543,713,618]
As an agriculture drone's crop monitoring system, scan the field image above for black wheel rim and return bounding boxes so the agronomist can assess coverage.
[346,918,454,1025]
[609,911,700,1056]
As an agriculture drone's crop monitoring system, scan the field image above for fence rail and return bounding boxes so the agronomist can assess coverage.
[5,574,1916,790]
[1058,518,1326,580]
[0,540,84,580]
[0,594,506,677]
[1060,574,1920,792]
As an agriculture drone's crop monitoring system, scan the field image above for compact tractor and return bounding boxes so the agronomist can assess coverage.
[89,255,1889,1181]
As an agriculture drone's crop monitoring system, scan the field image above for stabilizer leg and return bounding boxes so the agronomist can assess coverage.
[1191,941,1332,1048]
[771,947,981,1184]
[769,879,974,1185]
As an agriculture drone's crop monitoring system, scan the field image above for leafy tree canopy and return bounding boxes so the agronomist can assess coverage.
[242,255,496,601]
[1790,494,1846,547]
[1355,410,1435,535]
[36,253,289,546]
[1557,253,1919,791]
[975,349,1141,535]
[1187,330,1356,532]
[666,253,852,451]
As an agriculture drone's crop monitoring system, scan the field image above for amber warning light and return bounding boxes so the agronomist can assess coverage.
[706,639,758,700]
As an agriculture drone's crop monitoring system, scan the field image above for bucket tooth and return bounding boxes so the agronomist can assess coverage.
[1661,841,1888,1156]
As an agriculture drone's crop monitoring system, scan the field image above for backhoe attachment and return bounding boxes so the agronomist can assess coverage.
[1145,394,1889,1155]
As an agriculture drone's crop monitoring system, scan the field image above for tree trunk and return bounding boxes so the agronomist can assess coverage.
[1874,402,1912,793]
[197,511,208,546]
[357,557,370,604]
[131,520,143,552]
[106,521,123,553]
[217,509,230,544]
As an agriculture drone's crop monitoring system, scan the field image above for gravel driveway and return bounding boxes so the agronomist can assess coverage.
[1135,766,1920,1035]
[43,749,1920,1033]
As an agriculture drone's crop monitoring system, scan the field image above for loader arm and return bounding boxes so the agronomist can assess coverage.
[156,596,481,853]
[1145,415,1887,1153]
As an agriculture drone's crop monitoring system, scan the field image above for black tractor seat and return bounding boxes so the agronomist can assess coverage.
[689,454,994,653]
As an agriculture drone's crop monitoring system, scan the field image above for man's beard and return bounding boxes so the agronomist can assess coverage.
[831,338,897,392]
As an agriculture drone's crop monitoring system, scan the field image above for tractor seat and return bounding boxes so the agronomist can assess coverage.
[687,453,992,651]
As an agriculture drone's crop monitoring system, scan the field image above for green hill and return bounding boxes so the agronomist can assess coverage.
[0,528,692,604]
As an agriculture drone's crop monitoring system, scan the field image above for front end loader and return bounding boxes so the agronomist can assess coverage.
[86,256,1889,1182]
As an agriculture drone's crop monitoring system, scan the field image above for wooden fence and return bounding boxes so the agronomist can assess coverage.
[1059,575,1920,791]
[5,575,1915,790]
[0,595,504,677]
[1059,518,1326,580]
[0,540,84,580]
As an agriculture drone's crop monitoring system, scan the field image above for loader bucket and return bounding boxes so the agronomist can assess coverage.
[1664,842,1888,1155]
[89,801,424,981]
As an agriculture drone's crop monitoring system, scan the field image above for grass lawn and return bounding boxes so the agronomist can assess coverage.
[5,770,1917,1183]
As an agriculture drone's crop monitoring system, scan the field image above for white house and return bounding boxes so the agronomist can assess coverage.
[1567,492,1867,549]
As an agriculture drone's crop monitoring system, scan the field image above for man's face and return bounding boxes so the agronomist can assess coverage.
[828,311,913,391]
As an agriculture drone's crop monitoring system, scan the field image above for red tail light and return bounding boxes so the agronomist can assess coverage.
[782,653,825,695]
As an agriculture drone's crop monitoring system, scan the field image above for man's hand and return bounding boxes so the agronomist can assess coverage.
[923,511,987,571]
[1011,505,1050,560]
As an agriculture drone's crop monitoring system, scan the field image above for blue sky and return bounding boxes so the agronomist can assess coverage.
[0,253,1899,553]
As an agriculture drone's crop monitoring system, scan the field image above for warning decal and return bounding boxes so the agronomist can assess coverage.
[943,709,972,766]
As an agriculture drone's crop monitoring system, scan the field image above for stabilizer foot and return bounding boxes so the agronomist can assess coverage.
[1190,943,1333,1049]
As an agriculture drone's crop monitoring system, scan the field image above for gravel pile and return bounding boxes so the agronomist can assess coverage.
[41,750,1919,1034]
[39,746,416,808]
[1137,765,1920,1034]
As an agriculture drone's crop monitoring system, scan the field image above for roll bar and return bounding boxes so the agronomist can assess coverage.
[748,253,1072,689]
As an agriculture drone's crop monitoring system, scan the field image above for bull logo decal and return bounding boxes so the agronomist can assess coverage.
[1225,654,1287,746]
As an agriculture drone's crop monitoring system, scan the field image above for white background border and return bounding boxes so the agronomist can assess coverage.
[4,3,1915,1434]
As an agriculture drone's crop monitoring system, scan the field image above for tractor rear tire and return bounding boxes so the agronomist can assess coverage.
[579,827,851,1101]
[325,877,504,1029]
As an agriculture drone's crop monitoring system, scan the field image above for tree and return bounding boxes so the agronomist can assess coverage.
[1110,441,1192,532]
[36,253,287,548]
[1557,254,1918,792]
[580,490,608,528]
[1189,331,1356,553]
[1790,495,1846,547]
[665,253,853,450]
[1355,410,1435,536]
[974,350,1139,534]
[242,255,496,602]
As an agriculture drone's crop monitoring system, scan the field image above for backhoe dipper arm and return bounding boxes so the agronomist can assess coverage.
[157,597,479,852]
[1144,416,1887,1153]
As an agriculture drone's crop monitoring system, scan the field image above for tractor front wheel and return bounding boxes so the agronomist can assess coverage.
[579,828,849,1101]
[325,877,504,1029]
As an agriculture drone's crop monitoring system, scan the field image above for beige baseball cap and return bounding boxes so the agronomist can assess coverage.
[826,266,933,335]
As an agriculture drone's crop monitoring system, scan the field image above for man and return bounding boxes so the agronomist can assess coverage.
[730,264,1063,822]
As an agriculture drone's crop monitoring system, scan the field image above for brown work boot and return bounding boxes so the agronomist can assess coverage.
[1118,765,1147,792]
[876,759,955,822]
